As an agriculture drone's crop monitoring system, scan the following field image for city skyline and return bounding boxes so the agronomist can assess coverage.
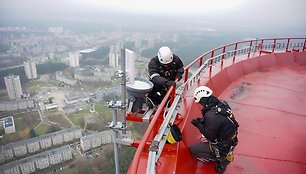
[0,0,305,35]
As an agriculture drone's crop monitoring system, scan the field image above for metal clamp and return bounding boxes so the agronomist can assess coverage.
[149,140,159,152]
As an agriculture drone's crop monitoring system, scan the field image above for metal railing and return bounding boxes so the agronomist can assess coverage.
[129,37,306,174]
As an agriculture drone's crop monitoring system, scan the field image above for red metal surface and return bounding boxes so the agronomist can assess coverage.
[128,38,306,174]
[219,64,306,174]
[126,112,146,122]
[129,85,176,173]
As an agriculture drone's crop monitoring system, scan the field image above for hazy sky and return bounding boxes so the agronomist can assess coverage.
[77,0,247,15]
[0,0,305,35]
[1,0,305,15]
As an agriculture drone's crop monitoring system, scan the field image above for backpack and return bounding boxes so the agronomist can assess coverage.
[214,100,239,128]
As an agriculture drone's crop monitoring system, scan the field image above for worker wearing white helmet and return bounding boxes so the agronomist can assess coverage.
[193,85,213,102]
[190,86,239,173]
[146,46,184,108]
[157,46,174,64]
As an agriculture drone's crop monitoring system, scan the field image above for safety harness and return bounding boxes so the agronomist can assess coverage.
[158,61,177,79]
[210,100,239,162]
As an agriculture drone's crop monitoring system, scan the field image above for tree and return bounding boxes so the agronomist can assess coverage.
[48,124,61,133]
[48,97,53,104]
[36,62,67,75]
[29,128,38,138]
[100,146,135,174]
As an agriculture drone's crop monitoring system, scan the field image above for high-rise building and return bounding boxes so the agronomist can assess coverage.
[69,52,79,68]
[115,41,123,52]
[109,53,119,67]
[48,52,55,60]
[110,45,115,53]
[4,75,23,100]
[24,61,37,79]
[109,45,120,67]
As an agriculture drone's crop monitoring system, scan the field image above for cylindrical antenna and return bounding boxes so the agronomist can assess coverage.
[121,48,127,135]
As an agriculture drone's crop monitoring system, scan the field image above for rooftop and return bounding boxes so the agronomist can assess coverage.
[3,116,14,128]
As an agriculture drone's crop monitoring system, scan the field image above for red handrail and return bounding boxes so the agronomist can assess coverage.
[129,85,176,173]
[128,37,306,174]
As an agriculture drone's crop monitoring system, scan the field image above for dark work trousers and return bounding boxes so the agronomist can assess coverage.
[189,141,216,161]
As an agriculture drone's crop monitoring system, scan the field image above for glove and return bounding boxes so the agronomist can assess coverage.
[191,118,202,128]
[192,118,208,138]
[165,80,176,88]
[176,74,182,81]
[177,68,184,81]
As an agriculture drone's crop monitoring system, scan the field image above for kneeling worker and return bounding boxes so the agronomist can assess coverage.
[189,86,239,173]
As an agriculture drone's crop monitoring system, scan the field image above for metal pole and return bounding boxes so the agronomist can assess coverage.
[286,38,290,52]
[272,39,276,53]
[233,43,238,64]
[111,103,120,174]
[259,40,264,56]
[121,49,127,135]
[253,38,258,58]
[221,46,226,69]
[112,101,118,126]
[113,130,120,174]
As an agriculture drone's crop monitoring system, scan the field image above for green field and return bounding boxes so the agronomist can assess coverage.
[0,110,41,145]
[68,109,89,127]
[45,110,72,128]
[0,91,8,101]
[35,123,50,135]
[25,80,56,88]
[95,102,110,113]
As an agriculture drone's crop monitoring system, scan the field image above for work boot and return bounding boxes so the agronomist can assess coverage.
[215,164,227,173]
[215,158,230,173]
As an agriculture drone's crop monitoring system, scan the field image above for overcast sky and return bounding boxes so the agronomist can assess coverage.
[0,0,305,35]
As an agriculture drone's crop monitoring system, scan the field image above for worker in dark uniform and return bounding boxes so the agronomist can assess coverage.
[189,86,239,173]
[146,46,184,108]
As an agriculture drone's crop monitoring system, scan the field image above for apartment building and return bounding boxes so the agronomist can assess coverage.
[0,99,34,112]
[80,130,112,151]
[0,127,81,163]
[4,75,23,100]
[69,52,79,68]
[55,71,77,86]
[23,61,37,79]
[0,146,72,174]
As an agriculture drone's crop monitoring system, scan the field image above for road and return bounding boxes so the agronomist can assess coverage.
[0,64,23,71]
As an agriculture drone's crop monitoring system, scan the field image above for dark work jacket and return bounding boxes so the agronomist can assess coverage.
[200,95,220,114]
[199,107,238,143]
[148,54,184,86]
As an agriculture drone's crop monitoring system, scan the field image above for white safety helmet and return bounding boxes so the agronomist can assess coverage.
[193,86,213,103]
[157,46,173,64]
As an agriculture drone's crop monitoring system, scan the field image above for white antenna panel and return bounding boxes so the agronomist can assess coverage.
[125,49,135,84]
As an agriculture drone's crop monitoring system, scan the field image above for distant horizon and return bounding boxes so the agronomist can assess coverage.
[0,0,306,36]
[0,16,304,37]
